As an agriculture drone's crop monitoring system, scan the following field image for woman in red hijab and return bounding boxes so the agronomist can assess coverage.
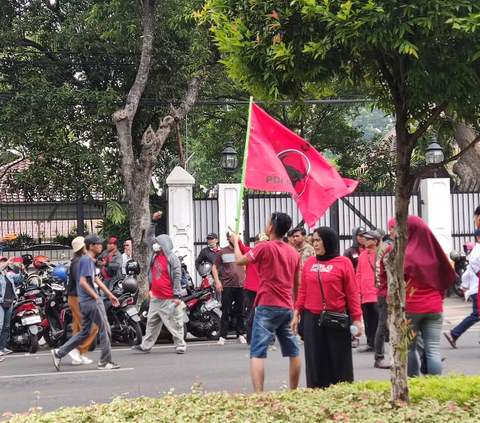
[392,216,455,377]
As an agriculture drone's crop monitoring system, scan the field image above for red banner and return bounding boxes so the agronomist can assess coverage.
[245,103,358,227]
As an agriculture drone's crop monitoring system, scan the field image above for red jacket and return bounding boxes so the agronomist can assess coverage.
[356,249,379,304]
[295,256,362,321]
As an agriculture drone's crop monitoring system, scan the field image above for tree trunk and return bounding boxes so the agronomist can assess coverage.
[385,124,414,405]
[112,0,202,303]
[452,122,480,191]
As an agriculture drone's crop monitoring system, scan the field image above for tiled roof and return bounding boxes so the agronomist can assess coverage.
[0,157,34,202]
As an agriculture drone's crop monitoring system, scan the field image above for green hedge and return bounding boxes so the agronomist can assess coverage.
[7,375,480,423]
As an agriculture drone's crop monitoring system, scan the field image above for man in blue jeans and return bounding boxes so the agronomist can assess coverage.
[445,229,480,348]
[230,212,302,392]
[51,234,120,371]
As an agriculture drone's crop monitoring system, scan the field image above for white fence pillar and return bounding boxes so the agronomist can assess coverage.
[166,166,195,278]
[217,183,243,247]
[420,178,452,254]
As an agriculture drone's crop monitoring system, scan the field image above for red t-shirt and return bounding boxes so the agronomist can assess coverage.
[151,254,174,299]
[247,241,300,309]
[239,241,259,292]
[295,256,362,321]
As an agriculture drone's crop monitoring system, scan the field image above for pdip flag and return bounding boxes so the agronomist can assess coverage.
[245,103,358,227]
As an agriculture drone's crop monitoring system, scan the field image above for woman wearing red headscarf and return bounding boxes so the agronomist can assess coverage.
[380,216,456,377]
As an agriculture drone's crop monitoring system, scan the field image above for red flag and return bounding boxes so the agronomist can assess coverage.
[245,103,358,227]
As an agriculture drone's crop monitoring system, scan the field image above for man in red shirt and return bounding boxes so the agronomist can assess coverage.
[230,212,301,393]
[239,233,270,349]
[132,211,186,354]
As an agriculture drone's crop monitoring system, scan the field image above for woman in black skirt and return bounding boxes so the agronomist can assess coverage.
[292,227,363,388]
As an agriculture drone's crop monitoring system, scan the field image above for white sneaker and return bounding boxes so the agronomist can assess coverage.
[176,346,186,354]
[217,337,226,346]
[238,335,247,344]
[69,349,81,364]
[80,354,93,365]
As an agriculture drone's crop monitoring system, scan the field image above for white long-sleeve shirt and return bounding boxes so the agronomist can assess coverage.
[461,243,480,295]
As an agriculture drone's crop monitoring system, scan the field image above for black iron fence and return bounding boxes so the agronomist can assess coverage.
[0,199,107,259]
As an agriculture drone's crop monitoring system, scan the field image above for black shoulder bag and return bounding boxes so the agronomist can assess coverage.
[317,261,350,330]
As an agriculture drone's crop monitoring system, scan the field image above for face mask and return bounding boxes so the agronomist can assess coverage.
[152,243,161,253]
[208,243,217,250]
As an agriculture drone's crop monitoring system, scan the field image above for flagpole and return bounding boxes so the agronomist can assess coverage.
[235,96,254,234]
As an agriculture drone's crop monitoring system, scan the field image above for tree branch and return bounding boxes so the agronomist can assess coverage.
[414,134,480,179]
[21,38,57,61]
[410,102,449,145]
[375,53,395,92]
[116,0,155,122]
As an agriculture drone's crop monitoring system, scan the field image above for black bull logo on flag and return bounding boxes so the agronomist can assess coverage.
[264,149,311,197]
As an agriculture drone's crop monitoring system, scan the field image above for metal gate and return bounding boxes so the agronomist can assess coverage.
[243,191,421,253]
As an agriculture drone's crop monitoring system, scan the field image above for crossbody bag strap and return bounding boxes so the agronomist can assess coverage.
[316,261,328,311]
[367,251,376,273]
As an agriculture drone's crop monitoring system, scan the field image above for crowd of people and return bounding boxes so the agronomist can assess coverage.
[1,205,480,392]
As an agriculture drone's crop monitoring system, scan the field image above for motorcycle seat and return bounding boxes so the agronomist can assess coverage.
[181,290,207,303]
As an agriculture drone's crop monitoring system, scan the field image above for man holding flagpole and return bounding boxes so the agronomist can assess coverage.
[230,212,302,393]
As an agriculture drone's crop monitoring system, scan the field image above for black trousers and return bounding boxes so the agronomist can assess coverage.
[244,289,256,344]
[303,309,353,388]
[374,296,388,360]
[362,302,379,348]
[220,287,245,339]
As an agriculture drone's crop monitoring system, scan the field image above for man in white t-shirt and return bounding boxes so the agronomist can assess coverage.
[445,229,480,347]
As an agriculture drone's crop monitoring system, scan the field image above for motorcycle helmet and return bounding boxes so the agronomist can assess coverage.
[51,265,68,282]
[126,260,140,276]
[449,250,461,261]
[464,241,475,254]
[122,276,138,293]
[33,255,50,269]
[198,261,212,277]
[22,254,34,267]
[27,274,42,288]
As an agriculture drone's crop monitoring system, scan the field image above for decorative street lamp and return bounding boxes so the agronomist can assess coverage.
[425,137,445,164]
[220,141,238,177]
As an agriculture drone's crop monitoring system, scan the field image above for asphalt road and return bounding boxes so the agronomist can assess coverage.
[1,297,479,416]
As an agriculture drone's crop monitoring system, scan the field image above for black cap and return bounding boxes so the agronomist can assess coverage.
[85,234,105,248]
[206,233,218,239]
[363,230,381,241]
[356,227,366,235]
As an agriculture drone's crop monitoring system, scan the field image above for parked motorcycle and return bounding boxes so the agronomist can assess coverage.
[41,277,72,348]
[8,298,42,353]
[104,261,142,346]
[182,286,221,340]
[450,242,474,298]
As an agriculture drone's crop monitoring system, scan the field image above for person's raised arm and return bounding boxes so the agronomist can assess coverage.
[147,211,163,249]
[229,233,251,266]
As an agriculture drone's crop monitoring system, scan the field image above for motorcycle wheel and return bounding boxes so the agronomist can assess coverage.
[29,333,39,354]
[43,330,62,349]
[452,274,464,298]
[204,311,221,340]
[122,319,142,346]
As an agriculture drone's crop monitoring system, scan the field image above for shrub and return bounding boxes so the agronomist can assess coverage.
[7,375,480,423]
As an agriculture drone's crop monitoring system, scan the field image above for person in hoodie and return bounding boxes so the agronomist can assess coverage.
[343,226,366,273]
[132,211,186,354]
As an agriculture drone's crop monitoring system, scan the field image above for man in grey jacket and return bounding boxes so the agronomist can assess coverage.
[132,211,186,354]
